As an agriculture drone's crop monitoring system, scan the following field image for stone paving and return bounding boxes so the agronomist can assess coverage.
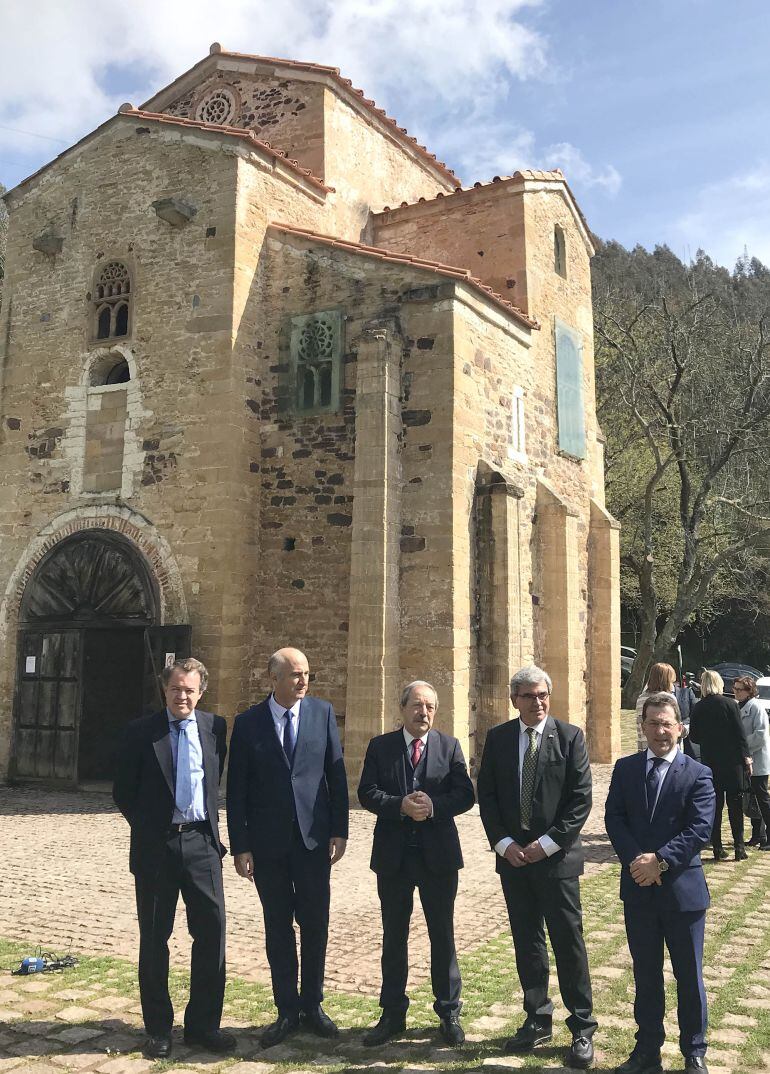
[0,767,615,995]
[0,771,768,1073]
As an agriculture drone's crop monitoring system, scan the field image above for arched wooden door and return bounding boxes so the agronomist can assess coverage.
[11,530,190,783]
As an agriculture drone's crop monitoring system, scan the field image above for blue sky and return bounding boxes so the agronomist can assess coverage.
[2,0,769,269]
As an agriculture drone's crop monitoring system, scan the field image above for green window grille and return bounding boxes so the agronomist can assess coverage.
[290,310,342,413]
[554,319,586,459]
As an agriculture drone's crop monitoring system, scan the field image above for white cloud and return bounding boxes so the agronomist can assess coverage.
[675,165,770,269]
[541,141,622,196]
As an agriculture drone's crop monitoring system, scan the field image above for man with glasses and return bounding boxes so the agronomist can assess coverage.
[113,658,235,1059]
[477,664,597,1068]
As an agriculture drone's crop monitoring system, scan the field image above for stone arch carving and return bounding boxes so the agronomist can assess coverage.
[0,505,188,646]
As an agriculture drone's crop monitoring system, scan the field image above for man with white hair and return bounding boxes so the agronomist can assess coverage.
[358,680,475,1047]
[477,664,597,1068]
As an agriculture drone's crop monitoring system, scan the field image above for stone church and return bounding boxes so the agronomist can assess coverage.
[0,44,620,788]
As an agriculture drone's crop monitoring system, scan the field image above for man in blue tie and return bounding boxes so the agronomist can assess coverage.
[605,693,716,1074]
[113,658,234,1060]
[227,648,349,1048]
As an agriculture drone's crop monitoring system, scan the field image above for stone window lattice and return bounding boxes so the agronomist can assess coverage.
[93,261,131,341]
[290,311,342,412]
[195,87,238,126]
[554,225,567,278]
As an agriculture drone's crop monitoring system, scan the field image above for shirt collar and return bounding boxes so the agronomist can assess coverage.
[403,727,429,748]
[269,694,301,720]
[167,708,196,726]
[646,745,678,764]
[519,715,548,736]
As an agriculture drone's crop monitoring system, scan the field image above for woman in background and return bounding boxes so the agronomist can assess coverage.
[635,663,696,753]
[733,676,770,850]
[689,670,752,860]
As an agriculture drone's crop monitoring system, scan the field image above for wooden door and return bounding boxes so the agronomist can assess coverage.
[12,630,81,780]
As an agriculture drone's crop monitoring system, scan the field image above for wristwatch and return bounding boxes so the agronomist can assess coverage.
[655,853,669,873]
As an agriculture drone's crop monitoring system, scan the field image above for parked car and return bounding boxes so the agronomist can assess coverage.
[620,646,636,687]
[709,661,764,698]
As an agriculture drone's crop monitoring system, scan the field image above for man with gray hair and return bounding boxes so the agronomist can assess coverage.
[358,680,475,1047]
[478,664,596,1068]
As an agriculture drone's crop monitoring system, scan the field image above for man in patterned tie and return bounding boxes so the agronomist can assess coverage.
[358,681,475,1047]
[226,648,349,1048]
[605,694,715,1074]
[477,665,597,1068]
[113,658,234,1060]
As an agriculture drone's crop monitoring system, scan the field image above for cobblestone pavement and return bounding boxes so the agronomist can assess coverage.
[0,765,615,996]
[1,769,769,1074]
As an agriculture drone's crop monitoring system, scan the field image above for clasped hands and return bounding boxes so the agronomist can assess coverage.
[503,840,547,867]
[401,790,433,821]
[629,851,662,887]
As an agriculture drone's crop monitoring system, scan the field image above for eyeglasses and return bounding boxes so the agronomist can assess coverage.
[519,691,550,702]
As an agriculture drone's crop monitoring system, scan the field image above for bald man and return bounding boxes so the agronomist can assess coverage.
[227,648,349,1048]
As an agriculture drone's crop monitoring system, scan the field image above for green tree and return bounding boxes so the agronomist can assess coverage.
[593,241,770,705]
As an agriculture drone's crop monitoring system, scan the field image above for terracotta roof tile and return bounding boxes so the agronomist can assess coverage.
[145,48,460,190]
[376,168,591,241]
[268,223,538,330]
[123,109,333,192]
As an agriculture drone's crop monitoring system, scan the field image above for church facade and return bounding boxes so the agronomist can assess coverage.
[0,45,620,787]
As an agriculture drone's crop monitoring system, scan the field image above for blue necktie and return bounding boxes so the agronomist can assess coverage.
[646,757,664,820]
[282,710,295,766]
[174,719,194,817]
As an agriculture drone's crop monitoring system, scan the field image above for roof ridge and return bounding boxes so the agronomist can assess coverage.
[124,109,333,192]
[145,46,461,189]
[268,222,538,329]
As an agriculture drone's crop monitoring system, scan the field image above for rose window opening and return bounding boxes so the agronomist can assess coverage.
[196,88,238,126]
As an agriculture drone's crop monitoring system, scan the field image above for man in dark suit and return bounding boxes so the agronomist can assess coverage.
[605,692,716,1074]
[358,681,475,1047]
[113,657,235,1059]
[226,647,349,1048]
[477,664,597,1068]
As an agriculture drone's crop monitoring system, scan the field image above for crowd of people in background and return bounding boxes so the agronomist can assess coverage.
[635,664,770,858]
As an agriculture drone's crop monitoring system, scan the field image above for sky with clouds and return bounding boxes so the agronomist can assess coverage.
[2,0,769,269]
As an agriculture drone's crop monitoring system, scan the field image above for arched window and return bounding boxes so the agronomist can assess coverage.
[92,261,132,340]
[554,225,567,278]
[82,350,132,494]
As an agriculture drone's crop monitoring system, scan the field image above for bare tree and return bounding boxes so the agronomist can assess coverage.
[593,242,770,705]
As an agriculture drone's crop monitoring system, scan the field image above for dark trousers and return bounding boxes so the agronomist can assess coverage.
[134,827,226,1037]
[499,865,596,1038]
[251,825,331,1017]
[749,774,770,842]
[624,899,707,1057]
[712,788,744,848]
[376,847,461,1017]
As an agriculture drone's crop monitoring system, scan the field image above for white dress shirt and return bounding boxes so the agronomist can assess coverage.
[269,693,300,744]
[495,716,559,858]
[645,744,678,816]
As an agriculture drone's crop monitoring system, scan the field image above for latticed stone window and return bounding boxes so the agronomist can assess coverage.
[195,86,239,126]
[92,261,132,341]
[290,310,342,412]
[554,225,567,278]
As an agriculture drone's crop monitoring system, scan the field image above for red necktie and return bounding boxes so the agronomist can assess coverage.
[411,738,423,768]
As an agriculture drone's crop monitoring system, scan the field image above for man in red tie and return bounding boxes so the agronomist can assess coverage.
[358,681,475,1047]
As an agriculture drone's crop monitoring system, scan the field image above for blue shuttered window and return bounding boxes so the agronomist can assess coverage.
[554,319,586,459]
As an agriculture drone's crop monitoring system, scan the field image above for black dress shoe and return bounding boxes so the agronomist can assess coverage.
[504,1018,553,1052]
[260,1015,300,1049]
[143,1035,172,1059]
[363,1010,407,1047]
[735,845,748,860]
[568,1036,595,1068]
[183,1028,236,1053]
[615,1051,663,1074]
[685,1058,708,1073]
[300,1005,339,1038]
[712,847,729,861]
[439,1015,465,1046]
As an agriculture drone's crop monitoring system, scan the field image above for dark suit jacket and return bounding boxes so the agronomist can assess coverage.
[477,715,591,878]
[688,694,750,791]
[226,695,349,858]
[112,709,228,875]
[357,728,475,875]
[604,750,715,911]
